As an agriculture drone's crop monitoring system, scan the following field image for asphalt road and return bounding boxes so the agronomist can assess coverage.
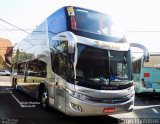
[0,76,160,124]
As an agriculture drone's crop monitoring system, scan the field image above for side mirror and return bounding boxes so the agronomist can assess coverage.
[130,43,149,62]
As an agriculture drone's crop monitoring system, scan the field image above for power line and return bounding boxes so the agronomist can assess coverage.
[0,22,29,44]
[0,18,29,34]
[126,30,160,32]
[0,23,26,38]
[0,28,33,31]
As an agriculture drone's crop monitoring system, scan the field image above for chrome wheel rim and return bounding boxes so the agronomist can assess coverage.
[41,91,47,108]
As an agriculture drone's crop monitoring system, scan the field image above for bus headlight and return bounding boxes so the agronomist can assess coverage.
[70,102,82,112]
[126,93,134,99]
[128,87,135,93]
[66,88,89,101]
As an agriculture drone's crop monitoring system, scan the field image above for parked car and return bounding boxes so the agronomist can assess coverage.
[0,70,11,76]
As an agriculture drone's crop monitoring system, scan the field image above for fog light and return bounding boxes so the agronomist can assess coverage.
[70,102,82,112]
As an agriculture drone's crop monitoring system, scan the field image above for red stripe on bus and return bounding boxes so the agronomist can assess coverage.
[144,73,150,77]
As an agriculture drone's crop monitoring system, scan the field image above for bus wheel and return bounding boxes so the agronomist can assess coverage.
[129,108,133,112]
[40,89,49,110]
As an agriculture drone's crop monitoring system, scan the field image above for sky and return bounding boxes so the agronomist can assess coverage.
[0,0,160,52]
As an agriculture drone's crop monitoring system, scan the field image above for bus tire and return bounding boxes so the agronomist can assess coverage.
[129,108,133,112]
[135,93,142,97]
[40,88,49,110]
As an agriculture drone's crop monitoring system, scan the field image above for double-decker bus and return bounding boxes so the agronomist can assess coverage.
[11,6,149,116]
[133,53,160,94]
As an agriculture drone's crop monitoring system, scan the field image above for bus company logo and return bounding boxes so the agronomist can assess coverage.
[101,86,118,90]
[95,41,102,46]
[103,99,113,104]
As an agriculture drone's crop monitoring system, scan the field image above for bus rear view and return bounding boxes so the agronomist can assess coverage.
[133,53,160,94]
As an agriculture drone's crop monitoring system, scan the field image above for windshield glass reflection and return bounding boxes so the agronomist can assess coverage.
[73,44,130,89]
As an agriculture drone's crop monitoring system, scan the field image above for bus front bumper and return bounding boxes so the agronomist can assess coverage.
[65,94,135,116]
[135,87,160,94]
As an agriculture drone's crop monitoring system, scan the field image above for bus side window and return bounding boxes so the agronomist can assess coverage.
[48,8,67,34]
[17,62,26,75]
[133,60,141,73]
[37,60,47,78]
[51,40,69,80]
[27,59,47,78]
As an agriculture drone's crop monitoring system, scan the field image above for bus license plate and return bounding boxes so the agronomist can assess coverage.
[103,108,115,113]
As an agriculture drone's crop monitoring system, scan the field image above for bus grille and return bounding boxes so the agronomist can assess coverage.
[88,94,134,104]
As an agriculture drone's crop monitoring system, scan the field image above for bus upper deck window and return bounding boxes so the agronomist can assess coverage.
[75,12,87,30]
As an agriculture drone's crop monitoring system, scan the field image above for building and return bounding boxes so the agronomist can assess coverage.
[0,38,13,70]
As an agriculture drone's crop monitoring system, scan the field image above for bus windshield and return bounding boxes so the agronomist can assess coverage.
[143,55,160,68]
[71,8,112,35]
[74,44,130,89]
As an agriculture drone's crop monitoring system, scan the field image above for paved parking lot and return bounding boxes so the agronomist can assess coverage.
[0,76,160,124]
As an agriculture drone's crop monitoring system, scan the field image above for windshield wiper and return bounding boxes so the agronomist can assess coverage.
[88,77,109,85]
